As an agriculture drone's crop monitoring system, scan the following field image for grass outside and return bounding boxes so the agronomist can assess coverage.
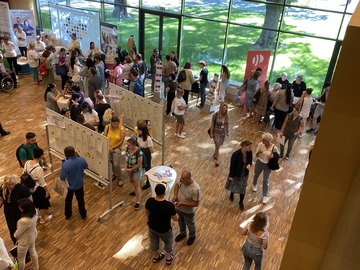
[40,5,333,96]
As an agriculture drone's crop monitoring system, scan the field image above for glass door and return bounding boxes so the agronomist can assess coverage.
[139,10,181,65]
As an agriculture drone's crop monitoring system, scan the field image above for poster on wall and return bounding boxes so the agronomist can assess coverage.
[100,21,118,55]
[49,3,100,50]
[244,50,271,86]
[0,2,14,40]
[10,10,36,42]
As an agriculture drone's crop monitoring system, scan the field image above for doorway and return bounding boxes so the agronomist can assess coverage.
[139,10,181,65]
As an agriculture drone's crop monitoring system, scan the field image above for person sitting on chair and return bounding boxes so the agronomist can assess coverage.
[0,54,17,88]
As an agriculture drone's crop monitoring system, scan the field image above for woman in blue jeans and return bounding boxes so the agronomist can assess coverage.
[240,212,269,270]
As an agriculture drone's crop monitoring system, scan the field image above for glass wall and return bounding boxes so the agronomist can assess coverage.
[37,0,355,93]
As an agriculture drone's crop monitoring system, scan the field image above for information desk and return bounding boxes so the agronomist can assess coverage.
[145,166,177,200]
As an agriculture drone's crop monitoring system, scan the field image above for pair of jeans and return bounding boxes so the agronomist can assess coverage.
[242,240,264,270]
[149,228,173,253]
[18,242,39,270]
[162,76,169,98]
[280,135,297,157]
[61,74,69,89]
[252,159,271,197]
[6,57,18,75]
[65,186,86,219]
[176,209,196,238]
[199,83,207,106]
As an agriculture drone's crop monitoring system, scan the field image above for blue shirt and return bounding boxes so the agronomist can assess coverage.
[60,156,88,190]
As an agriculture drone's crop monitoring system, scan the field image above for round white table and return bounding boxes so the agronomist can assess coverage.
[57,96,70,111]
[145,166,177,200]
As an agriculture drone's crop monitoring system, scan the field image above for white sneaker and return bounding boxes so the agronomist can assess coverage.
[180,132,186,136]
[252,185,257,192]
[262,197,269,204]
[174,133,178,136]
[177,134,185,139]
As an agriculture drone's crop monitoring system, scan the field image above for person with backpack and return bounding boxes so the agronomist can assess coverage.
[17,132,47,168]
[39,50,55,87]
[23,148,52,223]
[135,53,147,87]
[129,68,144,97]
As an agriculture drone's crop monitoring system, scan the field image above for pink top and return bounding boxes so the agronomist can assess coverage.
[113,64,123,86]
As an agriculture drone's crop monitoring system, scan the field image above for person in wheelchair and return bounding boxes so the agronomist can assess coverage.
[0,54,17,89]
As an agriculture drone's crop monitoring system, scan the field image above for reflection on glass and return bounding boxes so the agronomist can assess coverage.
[289,0,349,13]
[144,14,160,63]
[103,0,139,8]
[162,17,179,60]
[70,0,101,12]
[181,18,226,77]
[273,33,334,95]
[142,0,181,14]
[185,0,230,21]
[104,4,139,47]
[282,7,343,39]
[231,1,281,30]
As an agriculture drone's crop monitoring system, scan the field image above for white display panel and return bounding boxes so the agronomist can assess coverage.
[49,3,100,49]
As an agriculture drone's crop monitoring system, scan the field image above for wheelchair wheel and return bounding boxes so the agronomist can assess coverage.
[1,77,14,93]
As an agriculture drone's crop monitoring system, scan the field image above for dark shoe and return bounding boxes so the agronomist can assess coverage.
[141,181,150,190]
[196,104,203,108]
[187,236,196,246]
[81,215,87,220]
[306,128,315,133]
[129,191,136,196]
[175,234,186,242]
[152,252,165,263]
[135,203,141,210]
[229,193,234,201]
[66,215,71,220]
[166,254,174,265]
[0,130,10,136]
[215,163,219,167]
[239,202,244,211]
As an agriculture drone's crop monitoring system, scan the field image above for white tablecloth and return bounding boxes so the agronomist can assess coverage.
[57,96,70,111]
[145,166,177,200]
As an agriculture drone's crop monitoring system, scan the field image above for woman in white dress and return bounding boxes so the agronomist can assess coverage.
[219,65,230,103]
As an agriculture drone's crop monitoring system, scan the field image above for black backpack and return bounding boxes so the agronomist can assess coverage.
[16,143,38,168]
[177,69,186,83]
[20,162,39,189]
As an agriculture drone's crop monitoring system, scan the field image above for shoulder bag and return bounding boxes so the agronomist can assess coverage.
[207,112,217,136]
[268,146,280,170]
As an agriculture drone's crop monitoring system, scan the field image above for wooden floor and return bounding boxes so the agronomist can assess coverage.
[0,73,315,270]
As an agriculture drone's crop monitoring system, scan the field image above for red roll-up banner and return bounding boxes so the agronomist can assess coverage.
[244,50,271,86]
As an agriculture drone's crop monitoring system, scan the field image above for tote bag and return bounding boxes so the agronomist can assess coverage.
[53,177,69,199]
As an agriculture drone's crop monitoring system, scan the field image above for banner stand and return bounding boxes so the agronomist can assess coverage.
[45,125,124,222]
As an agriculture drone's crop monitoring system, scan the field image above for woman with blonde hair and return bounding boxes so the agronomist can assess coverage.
[240,212,269,270]
[252,133,279,204]
[209,103,229,167]
[27,42,41,85]
[104,116,125,187]
[0,175,32,244]
[252,80,270,124]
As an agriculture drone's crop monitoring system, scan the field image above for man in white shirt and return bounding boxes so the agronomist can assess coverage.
[0,54,17,88]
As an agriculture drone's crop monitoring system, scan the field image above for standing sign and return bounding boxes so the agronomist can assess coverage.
[244,50,271,86]
[0,2,14,40]
[10,10,36,42]
[100,21,118,55]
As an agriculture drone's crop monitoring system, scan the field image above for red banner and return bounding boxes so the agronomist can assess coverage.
[244,50,271,86]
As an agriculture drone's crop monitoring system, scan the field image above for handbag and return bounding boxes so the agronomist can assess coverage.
[9,245,17,258]
[53,177,69,199]
[207,112,217,136]
[55,64,68,76]
[268,146,280,170]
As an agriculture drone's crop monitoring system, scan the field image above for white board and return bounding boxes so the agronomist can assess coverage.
[49,3,100,50]
[46,109,110,180]
[107,83,164,143]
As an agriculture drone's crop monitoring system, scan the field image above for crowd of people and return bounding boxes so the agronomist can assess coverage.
[0,32,329,269]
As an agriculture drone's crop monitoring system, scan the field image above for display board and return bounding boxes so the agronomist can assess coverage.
[46,108,110,180]
[49,3,100,49]
[106,83,164,143]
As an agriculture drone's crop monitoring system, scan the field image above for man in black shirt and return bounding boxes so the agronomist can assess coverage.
[145,184,178,265]
[292,75,306,103]
[195,60,209,108]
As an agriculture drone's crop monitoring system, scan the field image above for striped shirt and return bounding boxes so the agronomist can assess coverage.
[246,224,269,248]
